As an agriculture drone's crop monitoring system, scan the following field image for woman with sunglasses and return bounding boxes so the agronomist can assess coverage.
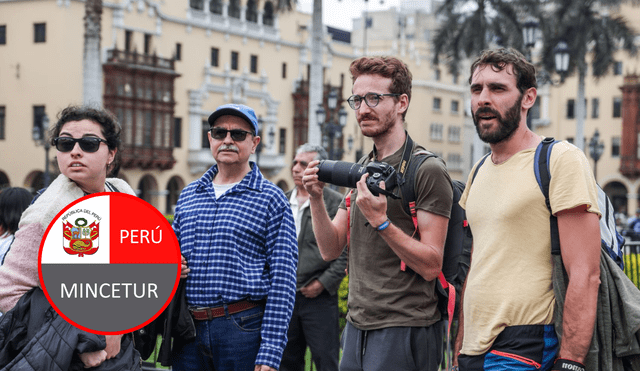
[0,106,141,370]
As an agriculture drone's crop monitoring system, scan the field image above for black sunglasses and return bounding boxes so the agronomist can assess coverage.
[53,137,108,153]
[210,128,253,141]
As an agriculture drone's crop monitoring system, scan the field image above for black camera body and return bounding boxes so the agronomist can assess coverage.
[316,160,400,198]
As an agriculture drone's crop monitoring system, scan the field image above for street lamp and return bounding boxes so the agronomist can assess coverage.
[554,41,570,82]
[32,113,51,188]
[255,116,275,168]
[522,18,538,129]
[588,128,604,181]
[316,94,348,160]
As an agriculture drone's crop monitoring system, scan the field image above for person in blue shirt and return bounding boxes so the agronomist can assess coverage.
[171,103,298,371]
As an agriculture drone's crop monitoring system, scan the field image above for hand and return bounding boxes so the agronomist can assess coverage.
[181,255,190,278]
[302,160,325,199]
[78,350,107,368]
[254,365,277,371]
[104,334,122,359]
[355,174,388,228]
[300,279,325,298]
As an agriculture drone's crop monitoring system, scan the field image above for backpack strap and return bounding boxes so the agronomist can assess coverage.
[534,137,561,255]
[105,181,121,193]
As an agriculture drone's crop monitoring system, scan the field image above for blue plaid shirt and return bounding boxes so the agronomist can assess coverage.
[173,163,298,368]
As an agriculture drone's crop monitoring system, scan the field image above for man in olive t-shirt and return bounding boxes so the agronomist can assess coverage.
[302,56,453,371]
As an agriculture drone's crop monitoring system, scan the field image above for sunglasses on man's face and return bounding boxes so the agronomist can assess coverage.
[53,137,108,153]
[210,128,253,141]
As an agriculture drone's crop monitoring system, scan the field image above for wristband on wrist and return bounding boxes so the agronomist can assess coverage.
[551,358,585,371]
[375,219,390,231]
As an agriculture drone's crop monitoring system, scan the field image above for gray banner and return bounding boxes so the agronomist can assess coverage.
[41,264,179,333]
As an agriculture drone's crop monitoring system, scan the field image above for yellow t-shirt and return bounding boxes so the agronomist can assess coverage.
[459,140,600,355]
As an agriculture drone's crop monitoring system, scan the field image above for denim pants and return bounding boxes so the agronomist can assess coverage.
[172,305,264,371]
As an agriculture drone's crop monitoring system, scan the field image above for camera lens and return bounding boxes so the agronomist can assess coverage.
[316,160,367,189]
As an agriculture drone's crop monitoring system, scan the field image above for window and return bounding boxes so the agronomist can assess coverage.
[175,43,181,61]
[566,99,575,119]
[34,23,46,43]
[246,0,258,22]
[263,2,274,26]
[211,47,219,67]
[210,0,222,14]
[282,63,287,79]
[614,61,623,76]
[33,105,45,135]
[228,0,240,18]
[448,126,460,143]
[0,25,6,45]
[435,69,441,81]
[592,98,599,118]
[279,128,286,154]
[125,30,132,52]
[613,97,622,118]
[174,117,182,148]
[231,51,239,71]
[0,106,5,140]
[433,97,441,111]
[144,33,152,55]
[451,100,459,114]
[612,136,620,157]
[531,99,540,120]
[453,74,458,84]
[447,153,462,171]
[430,123,443,141]
[190,0,204,10]
[202,120,210,148]
[250,55,258,74]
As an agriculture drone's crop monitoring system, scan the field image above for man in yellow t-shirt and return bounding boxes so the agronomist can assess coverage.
[453,48,601,371]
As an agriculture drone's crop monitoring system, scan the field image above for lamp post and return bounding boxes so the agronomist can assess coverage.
[588,128,604,181]
[554,41,570,82]
[316,90,348,160]
[255,116,275,169]
[32,113,51,188]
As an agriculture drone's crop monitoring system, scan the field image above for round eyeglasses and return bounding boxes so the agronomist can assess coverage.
[53,137,108,153]
[347,93,400,110]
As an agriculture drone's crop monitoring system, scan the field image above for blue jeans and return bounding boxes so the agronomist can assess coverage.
[172,305,264,371]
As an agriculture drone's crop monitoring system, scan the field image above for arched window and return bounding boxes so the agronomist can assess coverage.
[228,0,240,19]
[263,1,274,26]
[246,0,258,23]
[210,0,222,14]
[190,0,204,10]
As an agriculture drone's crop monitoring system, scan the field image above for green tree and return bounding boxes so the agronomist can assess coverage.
[432,0,529,79]
[537,0,638,151]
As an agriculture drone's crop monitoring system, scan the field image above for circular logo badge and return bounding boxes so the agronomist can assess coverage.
[38,193,181,335]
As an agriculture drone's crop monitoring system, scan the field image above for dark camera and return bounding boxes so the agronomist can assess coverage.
[316,160,400,198]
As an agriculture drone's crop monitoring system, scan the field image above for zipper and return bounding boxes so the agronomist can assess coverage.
[489,350,542,369]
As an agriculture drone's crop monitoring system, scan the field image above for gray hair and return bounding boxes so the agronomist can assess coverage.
[295,143,329,161]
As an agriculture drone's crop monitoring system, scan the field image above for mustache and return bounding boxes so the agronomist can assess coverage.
[218,144,239,153]
[474,107,500,117]
[359,114,377,122]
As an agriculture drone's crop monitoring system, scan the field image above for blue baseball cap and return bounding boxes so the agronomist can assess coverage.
[208,104,259,135]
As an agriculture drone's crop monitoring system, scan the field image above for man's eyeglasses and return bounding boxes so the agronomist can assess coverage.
[210,128,253,141]
[347,93,401,110]
[53,137,108,153]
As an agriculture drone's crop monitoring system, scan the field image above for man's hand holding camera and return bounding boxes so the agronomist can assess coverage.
[356,173,388,229]
[302,160,325,199]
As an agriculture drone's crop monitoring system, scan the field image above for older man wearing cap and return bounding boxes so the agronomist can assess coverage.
[172,103,298,371]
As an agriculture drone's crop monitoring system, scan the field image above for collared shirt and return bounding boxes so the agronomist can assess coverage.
[288,188,310,237]
[172,163,298,369]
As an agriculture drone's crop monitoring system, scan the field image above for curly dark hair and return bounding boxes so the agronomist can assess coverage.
[469,48,537,94]
[48,105,122,176]
[349,56,412,119]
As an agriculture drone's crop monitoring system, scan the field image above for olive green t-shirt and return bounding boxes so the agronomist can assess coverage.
[340,142,453,330]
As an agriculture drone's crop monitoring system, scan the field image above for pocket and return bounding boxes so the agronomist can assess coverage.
[230,309,263,332]
[488,350,541,369]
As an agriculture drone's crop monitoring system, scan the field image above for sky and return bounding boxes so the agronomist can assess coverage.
[296,0,402,31]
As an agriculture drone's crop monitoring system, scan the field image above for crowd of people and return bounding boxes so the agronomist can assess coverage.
[0,48,609,371]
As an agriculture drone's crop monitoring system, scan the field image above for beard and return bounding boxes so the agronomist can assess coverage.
[472,94,523,144]
[358,110,396,138]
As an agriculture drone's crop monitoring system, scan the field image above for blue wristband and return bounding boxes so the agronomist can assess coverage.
[375,219,390,231]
